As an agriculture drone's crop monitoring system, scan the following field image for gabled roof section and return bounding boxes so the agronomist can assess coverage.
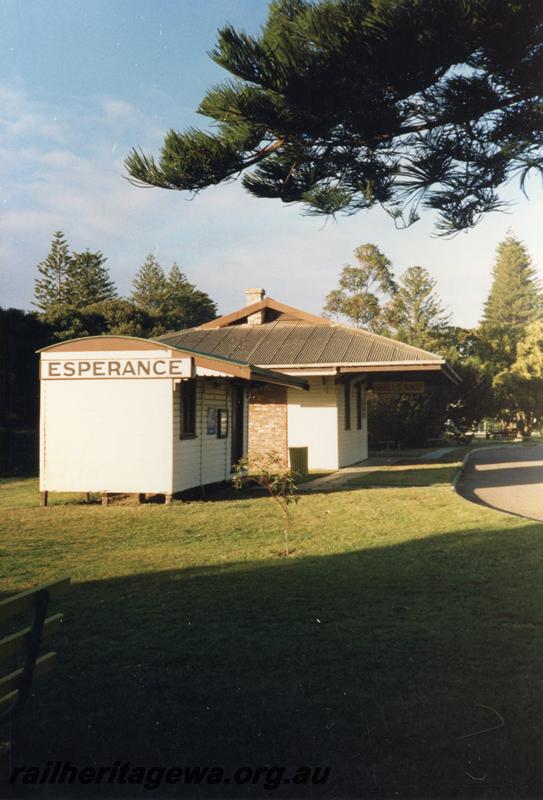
[159,320,447,368]
[158,296,459,382]
[198,296,333,329]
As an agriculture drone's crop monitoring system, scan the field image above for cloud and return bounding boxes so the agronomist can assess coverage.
[1,78,542,327]
[0,82,68,143]
[101,98,139,121]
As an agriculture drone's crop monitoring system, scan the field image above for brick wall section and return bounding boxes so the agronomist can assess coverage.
[248,384,288,465]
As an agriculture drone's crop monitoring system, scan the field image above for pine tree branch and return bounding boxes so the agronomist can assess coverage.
[396,92,527,139]
[239,137,286,168]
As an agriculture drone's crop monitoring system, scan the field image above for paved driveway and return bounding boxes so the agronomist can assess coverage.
[458,444,543,521]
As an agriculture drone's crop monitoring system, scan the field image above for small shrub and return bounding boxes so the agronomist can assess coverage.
[233,450,299,556]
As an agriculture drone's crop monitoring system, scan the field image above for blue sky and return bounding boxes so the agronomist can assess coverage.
[1,0,542,326]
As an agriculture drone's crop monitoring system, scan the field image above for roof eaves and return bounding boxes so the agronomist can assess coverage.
[250,366,309,391]
[259,359,445,369]
[163,342,250,367]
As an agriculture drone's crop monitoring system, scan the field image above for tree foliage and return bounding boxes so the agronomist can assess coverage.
[445,355,496,433]
[130,254,169,314]
[33,231,71,312]
[0,308,49,428]
[510,320,543,382]
[478,236,543,431]
[126,0,543,234]
[493,320,543,432]
[479,235,543,368]
[84,299,152,338]
[323,243,396,330]
[31,235,218,342]
[34,235,117,314]
[42,300,154,342]
[368,388,449,449]
[233,450,299,556]
[65,249,117,307]
[164,263,218,331]
[130,255,217,334]
[386,265,451,350]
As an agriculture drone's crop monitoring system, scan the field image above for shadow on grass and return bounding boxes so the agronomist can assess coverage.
[3,524,543,798]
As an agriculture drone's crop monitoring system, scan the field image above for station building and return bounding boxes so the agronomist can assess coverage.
[38,290,456,504]
[159,290,457,471]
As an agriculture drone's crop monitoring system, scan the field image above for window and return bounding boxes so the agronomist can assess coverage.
[180,380,197,438]
[356,384,363,430]
[344,382,351,430]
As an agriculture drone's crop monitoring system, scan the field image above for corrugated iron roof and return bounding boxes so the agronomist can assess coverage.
[158,320,444,367]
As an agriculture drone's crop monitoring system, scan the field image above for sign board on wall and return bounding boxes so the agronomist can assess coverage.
[373,381,425,394]
[206,407,217,435]
[41,358,192,380]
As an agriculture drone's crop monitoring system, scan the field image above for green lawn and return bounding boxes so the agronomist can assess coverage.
[1,453,543,797]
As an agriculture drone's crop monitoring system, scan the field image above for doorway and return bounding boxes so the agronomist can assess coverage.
[231,383,245,468]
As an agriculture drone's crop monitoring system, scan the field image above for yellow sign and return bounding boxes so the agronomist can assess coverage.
[373,381,424,394]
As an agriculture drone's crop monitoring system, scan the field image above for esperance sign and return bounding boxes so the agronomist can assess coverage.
[41,357,192,380]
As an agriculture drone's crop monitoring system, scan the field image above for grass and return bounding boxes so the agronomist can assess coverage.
[1,451,543,798]
[368,445,446,458]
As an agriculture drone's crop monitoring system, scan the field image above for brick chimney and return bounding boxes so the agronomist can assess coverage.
[245,288,265,325]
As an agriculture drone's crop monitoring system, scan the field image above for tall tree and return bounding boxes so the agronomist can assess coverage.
[494,320,543,434]
[482,235,542,331]
[386,266,451,350]
[130,254,169,313]
[129,256,217,334]
[65,249,117,307]
[164,264,217,330]
[323,244,396,331]
[126,0,543,234]
[33,231,71,311]
[479,235,543,370]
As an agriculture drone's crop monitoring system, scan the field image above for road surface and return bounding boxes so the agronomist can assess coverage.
[458,444,543,521]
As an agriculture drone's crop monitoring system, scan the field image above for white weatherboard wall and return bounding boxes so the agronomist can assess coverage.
[287,377,339,470]
[337,382,368,468]
[40,350,173,494]
[287,377,368,471]
[172,379,244,493]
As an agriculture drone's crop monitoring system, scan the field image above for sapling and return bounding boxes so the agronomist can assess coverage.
[233,450,299,557]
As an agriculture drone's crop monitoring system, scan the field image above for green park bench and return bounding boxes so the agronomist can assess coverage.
[0,577,70,724]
